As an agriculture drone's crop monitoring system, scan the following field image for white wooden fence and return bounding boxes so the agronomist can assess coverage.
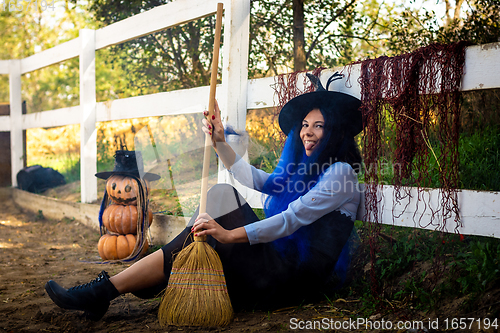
[0,0,499,238]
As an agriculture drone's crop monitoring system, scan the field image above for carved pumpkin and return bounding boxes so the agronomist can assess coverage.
[106,175,140,205]
[97,234,149,260]
[102,204,154,234]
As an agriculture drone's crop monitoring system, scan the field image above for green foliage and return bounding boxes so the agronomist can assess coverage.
[251,154,279,174]
[438,0,500,45]
[341,224,500,315]
[421,126,500,191]
[375,227,437,280]
[459,126,500,191]
[252,208,266,220]
[383,5,439,56]
[0,1,94,108]
[28,152,80,183]
[453,239,500,295]
[249,0,393,76]
[357,107,500,191]
[88,0,400,85]
[35,209,44,221]
[89,0,219,94]
[387,0,500,55]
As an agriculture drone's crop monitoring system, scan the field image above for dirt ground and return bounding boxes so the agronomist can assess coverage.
[0,187,363,333]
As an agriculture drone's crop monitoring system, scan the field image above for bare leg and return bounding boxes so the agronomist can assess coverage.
[109,185,252,296]
[110,250,165,294]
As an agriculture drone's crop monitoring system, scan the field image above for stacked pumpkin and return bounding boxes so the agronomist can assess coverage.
[97,175,153,261]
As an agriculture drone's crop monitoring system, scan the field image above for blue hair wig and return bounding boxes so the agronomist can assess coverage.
[261,110,358,283]
[261,124,334,262]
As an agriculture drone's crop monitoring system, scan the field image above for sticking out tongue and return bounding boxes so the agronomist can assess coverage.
[304,141,315,151]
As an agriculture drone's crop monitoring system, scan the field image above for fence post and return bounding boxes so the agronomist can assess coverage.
[9,60,24,187]
[218,0,250,185]
[220,0,250,131]
[79,29,98,204]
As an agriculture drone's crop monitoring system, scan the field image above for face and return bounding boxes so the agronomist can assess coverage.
[106,175,140,205]
[300,108,325,156]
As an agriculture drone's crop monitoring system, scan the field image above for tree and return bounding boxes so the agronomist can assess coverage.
[0,1,90,110]
[88,0,394,85]
[444,0,465,28]
[250,0,386,76]
[293,0,306,71]
[89,0,218,94]
[385,0,500,55]
[440,0,500,44]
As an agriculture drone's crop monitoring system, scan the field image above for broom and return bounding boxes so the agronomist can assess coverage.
[158,3,233,327]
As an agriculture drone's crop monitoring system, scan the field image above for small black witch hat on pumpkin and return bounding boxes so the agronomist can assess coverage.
[95,150,160,181]
[95,150,160,263]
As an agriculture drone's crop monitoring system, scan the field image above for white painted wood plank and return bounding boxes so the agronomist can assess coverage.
[9,60,23,187]
[458,189,500,238]
[79,29,98,204]
[247,76,275,110]
[322,66,362,99]
[220,0,250,130]
[462,42,500,91]
[246,43,500,111]
[20,38,80,74]
[246,66,363,111]
[218,0,250,184]
[95,86,212,122]
[0,115,10,131]
[0,60,9,74]
[356,184,500,239]
[95,0,221,50]
[22,106,81,129]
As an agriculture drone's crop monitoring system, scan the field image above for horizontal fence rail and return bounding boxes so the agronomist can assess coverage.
[2,43,498,130]
[0,60,9,74]
[20,37,81,74]
[95,0,220,50]
[356,185,499,239]
[0,0,498,239]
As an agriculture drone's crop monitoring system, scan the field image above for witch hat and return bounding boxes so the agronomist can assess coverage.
[278,72,362,137]
[95,150,160,181]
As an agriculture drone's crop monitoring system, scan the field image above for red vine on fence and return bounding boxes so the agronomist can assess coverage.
[354,41,470,294]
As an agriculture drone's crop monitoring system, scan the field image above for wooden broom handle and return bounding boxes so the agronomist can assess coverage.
[199,3,223,217]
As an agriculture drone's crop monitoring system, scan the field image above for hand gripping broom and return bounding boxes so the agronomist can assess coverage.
[158,3,233,327]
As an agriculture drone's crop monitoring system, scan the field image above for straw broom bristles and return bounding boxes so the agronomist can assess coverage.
[158,3,233,327]
[158,235,233,327]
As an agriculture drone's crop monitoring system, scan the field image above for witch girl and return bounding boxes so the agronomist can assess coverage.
[44,72,363,320]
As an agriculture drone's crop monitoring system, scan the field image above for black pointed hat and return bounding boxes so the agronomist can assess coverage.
[95,150,160,181]
[278,72,362,136]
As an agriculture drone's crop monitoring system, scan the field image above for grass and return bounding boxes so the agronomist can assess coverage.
[459,126,500,191]
[357,126,500,191]
[28,152,80,183]
[26,150,119,186]
[336,224,500,317]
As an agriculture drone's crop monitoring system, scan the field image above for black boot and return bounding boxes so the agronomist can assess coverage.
[45,270,120,320]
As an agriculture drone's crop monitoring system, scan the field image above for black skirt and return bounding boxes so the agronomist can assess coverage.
[136,184,354,311]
